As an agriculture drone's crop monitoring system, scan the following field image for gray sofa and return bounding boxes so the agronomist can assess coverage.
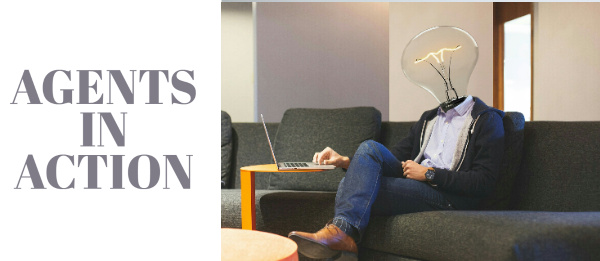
[221,108,600,261]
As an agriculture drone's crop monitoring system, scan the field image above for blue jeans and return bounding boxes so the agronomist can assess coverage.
[334,140,455,240]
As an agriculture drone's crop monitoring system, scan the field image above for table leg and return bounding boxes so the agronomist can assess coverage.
[240,170,256,230]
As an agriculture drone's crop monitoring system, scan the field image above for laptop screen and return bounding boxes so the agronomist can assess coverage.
[261,114,278,166]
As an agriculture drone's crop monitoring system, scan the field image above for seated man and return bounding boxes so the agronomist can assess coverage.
[288,95,505,260]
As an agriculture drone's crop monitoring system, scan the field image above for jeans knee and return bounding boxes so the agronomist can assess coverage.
[356,140,381,159]
[358,140,377,151]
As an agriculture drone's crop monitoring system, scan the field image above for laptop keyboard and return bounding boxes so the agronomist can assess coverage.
[284,162,310,168]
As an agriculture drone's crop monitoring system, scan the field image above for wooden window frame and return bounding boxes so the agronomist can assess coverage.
[493,2,533,120]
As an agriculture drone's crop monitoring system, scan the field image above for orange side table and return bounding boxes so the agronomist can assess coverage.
[240,164,325,230]
[221,228,298,261]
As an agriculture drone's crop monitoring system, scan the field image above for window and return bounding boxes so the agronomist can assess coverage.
[504,14,531,121]
[493,3,533,120]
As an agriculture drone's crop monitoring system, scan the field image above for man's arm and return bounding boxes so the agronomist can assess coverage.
[430,112,505,197]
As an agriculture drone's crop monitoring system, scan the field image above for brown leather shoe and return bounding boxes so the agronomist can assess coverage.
[288,223,358,259]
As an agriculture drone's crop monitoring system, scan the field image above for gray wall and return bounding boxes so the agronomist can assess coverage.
[221,2,255,122]
[533,3,600,121]
[256,2,390,122]
[389,2,494,121]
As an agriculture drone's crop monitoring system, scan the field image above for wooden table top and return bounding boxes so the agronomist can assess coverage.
[240,164,327,173]
[221,228,298,261]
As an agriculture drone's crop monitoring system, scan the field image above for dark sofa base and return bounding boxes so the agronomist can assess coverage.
[221,189,421,261]
[223,191,600,261]
[359,247,422,261]
[222,189,337,236]
[363,211,600,261]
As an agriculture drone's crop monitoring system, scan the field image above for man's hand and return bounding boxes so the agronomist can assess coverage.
[401,160,427,181]
[313,147,350,169]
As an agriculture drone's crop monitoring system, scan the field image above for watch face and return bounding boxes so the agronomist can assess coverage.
[426,170,434,180]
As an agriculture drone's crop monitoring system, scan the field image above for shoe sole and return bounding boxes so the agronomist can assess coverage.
[288,234,341,259]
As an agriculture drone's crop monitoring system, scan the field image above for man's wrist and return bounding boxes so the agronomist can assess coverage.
[425,167,436,186]
[342,156,351,169]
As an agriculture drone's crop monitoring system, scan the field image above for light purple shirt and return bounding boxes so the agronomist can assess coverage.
[421,96,475,170]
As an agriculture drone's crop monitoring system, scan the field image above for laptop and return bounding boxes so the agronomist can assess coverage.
[261,114,335,170]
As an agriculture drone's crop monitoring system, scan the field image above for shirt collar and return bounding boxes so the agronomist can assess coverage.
[438,95,474,116]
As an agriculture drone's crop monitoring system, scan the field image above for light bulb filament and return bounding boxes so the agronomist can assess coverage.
[413,45,462,102]
[414,45,462,64]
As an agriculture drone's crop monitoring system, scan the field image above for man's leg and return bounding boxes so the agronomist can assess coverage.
[289,140,404,260]
[332,140,405,239]
[289,140,455,260]
[370,177,454,217]
[331,140,454,240]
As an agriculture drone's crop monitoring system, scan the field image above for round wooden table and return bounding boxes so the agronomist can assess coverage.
[240,164,325,230]
[221,228,298,261]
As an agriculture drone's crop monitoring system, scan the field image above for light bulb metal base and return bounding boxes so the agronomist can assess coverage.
[440,96,467,113]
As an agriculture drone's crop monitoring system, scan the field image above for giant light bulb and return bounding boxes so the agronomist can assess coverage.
[401,26,479,112]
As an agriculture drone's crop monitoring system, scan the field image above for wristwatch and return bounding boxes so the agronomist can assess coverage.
[425,167,436,186]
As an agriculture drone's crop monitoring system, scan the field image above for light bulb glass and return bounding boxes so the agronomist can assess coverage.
[401,26,479,106]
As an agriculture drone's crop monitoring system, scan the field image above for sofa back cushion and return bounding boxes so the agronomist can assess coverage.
[269,107,381,191]
[477,111,525,210]
[378,122,414,150]
[231,123,280,189]
[221,111,233,188]
[510,122,600,211]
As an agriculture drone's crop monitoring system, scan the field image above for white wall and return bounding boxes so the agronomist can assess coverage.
[221,3,255,122]
[533,3,600,121]
[256,2,390,122]
[389,2,493,121]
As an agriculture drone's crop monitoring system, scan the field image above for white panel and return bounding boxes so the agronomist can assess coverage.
[0,0,220,259]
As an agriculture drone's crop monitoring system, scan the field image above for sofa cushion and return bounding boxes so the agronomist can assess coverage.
[230,123,279,189]
[362,211,600,261]
[221,111,233,188]
[269,107,381,191]
[221,189,336,237]
[478,111,525,210]
[511,122,600,211]
[378,122,414,150]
